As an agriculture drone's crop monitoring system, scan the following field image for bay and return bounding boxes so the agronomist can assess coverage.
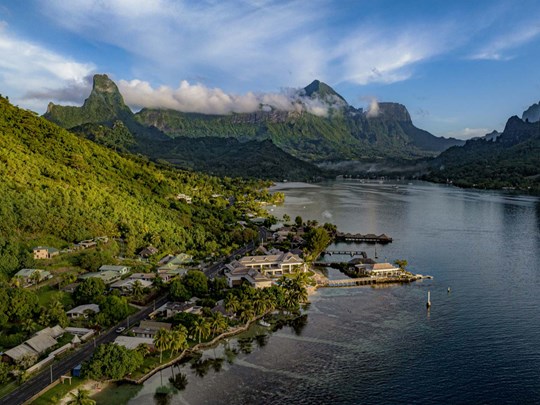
[115,180,540,404]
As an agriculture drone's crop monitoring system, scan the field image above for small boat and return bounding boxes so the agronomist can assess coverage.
[259,320,271,327]
[426,291,432,308]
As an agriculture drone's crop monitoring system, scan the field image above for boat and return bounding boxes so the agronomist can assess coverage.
[259,320,271,327]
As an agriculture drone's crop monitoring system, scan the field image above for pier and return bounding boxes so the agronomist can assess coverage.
[335,232,392,244]
[320,274,432,288]
[321,250,367,257]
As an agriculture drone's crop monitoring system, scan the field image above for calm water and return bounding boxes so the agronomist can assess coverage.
[112,180,540,405]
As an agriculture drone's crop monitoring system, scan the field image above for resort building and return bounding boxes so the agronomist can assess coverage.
[224,261,274,288]
[238,252,304,277]
[356,262,403,277]
[32,246,59,260]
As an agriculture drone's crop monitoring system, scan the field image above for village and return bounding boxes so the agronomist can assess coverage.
[0,219,422,404]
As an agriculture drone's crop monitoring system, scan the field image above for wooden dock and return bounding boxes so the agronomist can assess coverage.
[321,250,367,257]
[335,232,392,244]
[320,274,431,288]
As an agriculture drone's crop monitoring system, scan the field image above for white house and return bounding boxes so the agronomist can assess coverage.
[99,265,130,276]
[238,252,304,277]
[66,304,100,319]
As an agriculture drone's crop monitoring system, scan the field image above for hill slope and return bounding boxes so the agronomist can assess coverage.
[0,96,275,277]
[424,115,540,192]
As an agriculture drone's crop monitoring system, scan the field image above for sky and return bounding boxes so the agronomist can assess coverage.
[1,0,540,139]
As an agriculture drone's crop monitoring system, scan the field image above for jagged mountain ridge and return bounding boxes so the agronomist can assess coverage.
[43,75,324,181]
[425,112,540,192]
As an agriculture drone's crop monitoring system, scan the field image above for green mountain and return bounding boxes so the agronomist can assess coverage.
[424,114,540,192]
[134,81,463,161]
[44,75,323,181]
[0,95,276,277]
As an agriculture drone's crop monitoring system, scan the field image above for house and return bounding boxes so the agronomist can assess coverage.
[176,193,192,204]
[65,327,95,341]
[139,246,159,258]
[99,265,130,275]
[150,301,202,319]
[238,252,304,277]
[129,273,157,281]
[224,261,273,288]
[356,262,402,277]
[66,304,100,319]
[114,336,155,350]
[2,325,64,365]
[109,278,152,294]
[95,236,109,243]
[14,269,52,286]
[132,320,172,338]
[158,253,193,266]
[78,271,121,285]
[33,246,59,260]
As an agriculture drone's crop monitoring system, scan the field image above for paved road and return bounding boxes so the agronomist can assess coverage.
[204,240,255,279]
[4,294,169,405]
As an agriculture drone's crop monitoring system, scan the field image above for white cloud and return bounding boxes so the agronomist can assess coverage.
[118,79,341,116]
[0,22,94,111]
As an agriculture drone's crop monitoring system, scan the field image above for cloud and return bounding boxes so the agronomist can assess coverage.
[0,22,94,110]
[24,75,93,104]
[118,79,342,116]
[366,98,380,118]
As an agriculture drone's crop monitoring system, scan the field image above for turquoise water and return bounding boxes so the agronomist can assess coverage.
[122,180,540,404]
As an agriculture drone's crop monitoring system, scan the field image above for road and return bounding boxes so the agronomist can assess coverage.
[4,295,169,405]
[203,240,255,279]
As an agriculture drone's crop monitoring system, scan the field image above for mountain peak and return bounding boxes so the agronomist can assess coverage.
[522,100,540,123]
[303,80,347,104]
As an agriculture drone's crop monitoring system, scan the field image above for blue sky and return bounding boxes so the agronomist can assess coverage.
[1,0,540,138]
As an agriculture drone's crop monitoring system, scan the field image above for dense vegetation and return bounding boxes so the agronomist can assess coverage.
[0,95,278,278]
[424,116,540,192]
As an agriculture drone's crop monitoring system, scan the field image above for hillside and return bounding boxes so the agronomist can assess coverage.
[424,115,540,192]
[0,95,276,278]
[45,75,323,181]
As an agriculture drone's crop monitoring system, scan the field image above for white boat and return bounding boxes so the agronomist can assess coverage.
[259,320,271,327]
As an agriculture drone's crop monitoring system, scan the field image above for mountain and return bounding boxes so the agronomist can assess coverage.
[0,94,275,276]
[424,113,540,192]
[522,101,540,123]
[45,75,323,181]
[135,85,464,161]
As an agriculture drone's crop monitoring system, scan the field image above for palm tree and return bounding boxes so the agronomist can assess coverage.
[30,271,41,286]
[190,317,211,343]
[66,389,96,405]
[135,343,150,358]
[224,294,240,315]
[169,329,188,358]
[131,280,144,302]
[238,305,255,324]
[154,328,172,363]
[210,313,228,336]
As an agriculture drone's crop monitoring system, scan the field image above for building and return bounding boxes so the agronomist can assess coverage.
[114,336,155,350]
[14,268,52,286]
[66,304,100,319]
[76,240,97,249]
[139,246,159,258]
[2,325,64,366]
[150,301,202,319]
[109,278,152,294]
[99,265,130,276]
[225,261,273,288]
[33,246,59,260]
[132,320,172,339]
[238,252,304,277]
[356,262,402,277]
[78,270,121,285]
[129,273,157,281]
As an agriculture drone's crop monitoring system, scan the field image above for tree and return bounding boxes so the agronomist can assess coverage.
[304,227,331,260]
[74,278,106,305]
[66,389,96,405]
[131,280,144,302]
[84,343,143,380]
[169,279,191,302]
[169,327,188,358]
[209,313,228,336]
[183,271,208,297]
[295,216,303,227]
[7,288,39,322]
[394,259,408,270]
[29,271,41,286]
[224,294,240,315]
[99,295,130,325]
[282,214,291,223]
[190,317,211,343]
[0,362,11,384]
[154,328,172,363]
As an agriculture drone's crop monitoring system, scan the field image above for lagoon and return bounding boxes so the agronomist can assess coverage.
[112,180,540,404]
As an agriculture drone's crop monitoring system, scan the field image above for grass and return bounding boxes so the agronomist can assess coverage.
[30,377,85,405]
[36,286,74,308]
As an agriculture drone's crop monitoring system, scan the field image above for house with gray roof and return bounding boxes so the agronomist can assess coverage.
[66,304,100,319]
[99,265,130,275]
